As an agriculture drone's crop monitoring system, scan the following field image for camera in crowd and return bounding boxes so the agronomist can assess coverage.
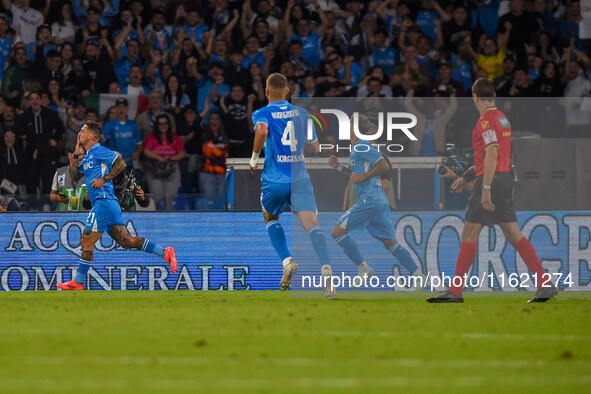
[438,144,471,177]
[115,169,138,209]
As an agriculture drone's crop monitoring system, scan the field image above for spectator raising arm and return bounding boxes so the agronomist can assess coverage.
[240,1,254,41]
[186,56,202,83]
[498,21,511,53]
[434,18,443,49]
[219,9,239,41]
[432,0,451,23]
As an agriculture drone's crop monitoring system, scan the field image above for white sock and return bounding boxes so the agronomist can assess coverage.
[358,261,368,271]
[412,268,426,277]
[282,257,292,268]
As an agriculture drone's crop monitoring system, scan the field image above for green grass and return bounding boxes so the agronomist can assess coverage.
[0,291,590,393]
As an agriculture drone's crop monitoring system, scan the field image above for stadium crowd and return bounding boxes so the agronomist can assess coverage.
[0,0,589,210]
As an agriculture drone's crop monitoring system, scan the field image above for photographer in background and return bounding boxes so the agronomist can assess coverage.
[0,185,22,212]
[83,167,149,212]
[50,143,86,211]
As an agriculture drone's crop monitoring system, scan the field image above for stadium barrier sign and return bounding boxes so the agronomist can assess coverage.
[0,211,590,292]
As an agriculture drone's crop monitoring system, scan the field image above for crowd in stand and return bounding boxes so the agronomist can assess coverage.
[0,0,589,210]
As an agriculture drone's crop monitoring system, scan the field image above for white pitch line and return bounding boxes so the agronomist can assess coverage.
[3,355,590,370]
[2,375,591,390]
[14,328,591,342]
[209,328,591,342]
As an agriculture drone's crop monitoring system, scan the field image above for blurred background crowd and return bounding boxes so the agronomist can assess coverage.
[0,0,589,211]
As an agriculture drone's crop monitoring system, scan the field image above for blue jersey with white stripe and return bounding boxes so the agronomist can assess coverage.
[78,143,118,204]
[349,140,388,205]
[252,100,317,184]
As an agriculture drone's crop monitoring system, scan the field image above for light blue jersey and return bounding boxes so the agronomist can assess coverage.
[0,36,12,80]
[252,100,317,184]
[349,140,388,205]
[337,140,394,239]
[78,143,118,204]
[289,32,321,68]
[102,119,142,162]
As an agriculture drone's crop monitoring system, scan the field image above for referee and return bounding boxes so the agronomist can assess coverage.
[427,78,558,303]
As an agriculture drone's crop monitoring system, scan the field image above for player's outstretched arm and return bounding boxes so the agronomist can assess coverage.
[250,123,268,171]
[328,155,352,179]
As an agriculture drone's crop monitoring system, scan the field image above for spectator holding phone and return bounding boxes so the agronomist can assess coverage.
[49,143,86,211]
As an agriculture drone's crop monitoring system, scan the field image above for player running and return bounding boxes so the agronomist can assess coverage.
[427,78,558,303]
[57,122,177,290]
[328,114,428,290]
[249,73,335,299]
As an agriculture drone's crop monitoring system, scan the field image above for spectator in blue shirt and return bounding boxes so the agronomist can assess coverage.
[123,64,151,95]
[112,8,145,59]
[72,0,120,28]
[26,25,57,62]
[415,0,450,44]
[451,39,474,92]
[183,9,209,44]
[328,52,365,88]
[114,39,143,88]
[471,0,500,39]
[197,62,230,122]
[241,35,265,69]
[144,8,173,55]
[289,17,321,68]
[371,29,396,75]
[102,97,142,166]
[0,15,12,84]
[287,39,311,78]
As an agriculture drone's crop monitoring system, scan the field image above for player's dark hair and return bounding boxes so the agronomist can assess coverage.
[367,77,381,85]
[472,78,495,100]
[203,111,228,145]
[353,114,376,135]
[84,121,102,138]
[152,114,174,145]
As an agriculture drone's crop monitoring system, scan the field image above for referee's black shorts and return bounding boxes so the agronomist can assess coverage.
[465,173,517,226]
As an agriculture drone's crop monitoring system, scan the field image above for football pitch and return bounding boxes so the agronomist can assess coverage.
[0,291,589,393]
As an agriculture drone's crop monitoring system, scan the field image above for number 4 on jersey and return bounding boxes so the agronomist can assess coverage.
[281,121,298,152]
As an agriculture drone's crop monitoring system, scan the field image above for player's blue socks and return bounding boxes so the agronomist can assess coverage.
[75,258,92,284]
[142,239,165,257]
[388,242,419,274]
[308,225,330,265]
[266,220,291,261]
[334,233,364,266]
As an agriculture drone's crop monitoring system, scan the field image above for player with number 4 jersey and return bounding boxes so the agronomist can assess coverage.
[250,73,335,298]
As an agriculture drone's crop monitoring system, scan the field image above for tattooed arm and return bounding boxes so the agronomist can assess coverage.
[69,152,84,182]
[90,155,127,189]
[69,136,86,181]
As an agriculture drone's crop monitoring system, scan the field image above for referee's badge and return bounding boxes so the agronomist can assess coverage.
[482,129,497,145]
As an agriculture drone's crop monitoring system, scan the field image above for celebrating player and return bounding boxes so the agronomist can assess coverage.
[249,73,335,299]
[427,78,558,303]
[57,122,177,290]
[328,114,428,289]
